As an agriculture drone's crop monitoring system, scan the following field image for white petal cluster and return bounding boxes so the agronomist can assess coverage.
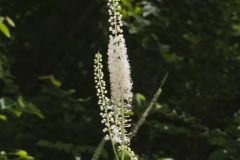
[107,0,133,104]
[94,0,137,159]
[94,53,114,141]
[94,52,131,145]
[107,0,123,36]
[106,0,133,147]
[107,35,133,104]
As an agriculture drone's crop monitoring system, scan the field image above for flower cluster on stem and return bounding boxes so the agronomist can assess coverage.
[94,0,137,159]
[107,0,134,149]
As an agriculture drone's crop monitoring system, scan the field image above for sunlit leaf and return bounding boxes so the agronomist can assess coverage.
[0,22,11,38]
[17,96,26,108]
[155,102,162,109]
[127,111,134,116]
[0,114,7,121]
[5,16,15,27]
[0,97,15,110]
[15,150,34,160]
[13,110,22,117]
[232,23,240,35]
[16,150,28,157]
[135,93,146,107]
[39,75,62,88]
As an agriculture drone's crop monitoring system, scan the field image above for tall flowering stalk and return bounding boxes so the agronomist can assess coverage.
[94,0,137,159]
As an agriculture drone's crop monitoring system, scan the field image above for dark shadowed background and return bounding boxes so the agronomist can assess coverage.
[0,0,240,159]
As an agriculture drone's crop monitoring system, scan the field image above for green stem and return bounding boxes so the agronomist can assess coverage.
[111,141,119,160]
[112,0,118,38]
[120,102,125,160]
[91,138,104,160]
[121,150,124,160]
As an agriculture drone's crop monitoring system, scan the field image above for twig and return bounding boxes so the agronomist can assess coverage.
[130,72,168,139]
[91,138,105,160]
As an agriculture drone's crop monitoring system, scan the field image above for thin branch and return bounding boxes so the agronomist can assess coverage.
[130,72,168,139]
[91,138,105,160]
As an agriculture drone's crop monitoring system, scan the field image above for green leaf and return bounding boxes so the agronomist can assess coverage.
[13,110,22,117]
[0,114,7,121]
[161,52,182,63]
[155,102,162,109]
[0,17,4,23]
[232,24,240,31]
[26,103,45,119]
[135,93,146,107]
[127,111,134,116]
[39,75,62,88]
[232,23,240,35]
[0,98,6,109]
[0,97,15,110]
[17,96,26,108]
[16,96,44,119]
[15,150,34,160]
[182,33,200,44]
[208,136,226,146]
[0,22,11,38]
[5,16,15,27]
[0,151,7,160]
[16,150,28,157]
[50,77,61,88]
[134,6,142,14]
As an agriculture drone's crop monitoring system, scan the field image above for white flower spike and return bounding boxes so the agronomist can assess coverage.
[93,0,137,159]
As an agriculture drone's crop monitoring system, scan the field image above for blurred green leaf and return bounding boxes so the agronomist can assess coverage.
[16,96,44,119]
[155,102,162,109]
[0,151,7,160]
[0,17,4,23]
[14,150,34,160]
[39,75,62,88]
[5,16,15,27]
[0,22,10,38]
[0,97,15,110]
[0,114,7,121]
[182,33,200,44]
[26,102,44,119]
[127,111,134,116]
[208,136,227,146]
[135,93,146,107]
[13,110,22,117]
[232,23,240,35]
[17,96,26,108]
[161,52,182,63]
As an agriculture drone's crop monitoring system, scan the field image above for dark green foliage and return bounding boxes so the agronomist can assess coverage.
[0,0,240,159]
